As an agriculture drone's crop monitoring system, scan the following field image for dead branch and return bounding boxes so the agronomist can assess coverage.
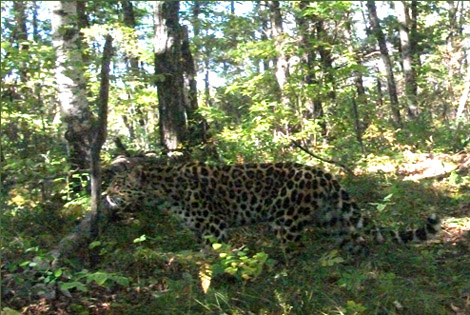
[292,140,355,176]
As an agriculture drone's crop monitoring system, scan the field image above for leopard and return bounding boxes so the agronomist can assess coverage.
[104,159,440,250]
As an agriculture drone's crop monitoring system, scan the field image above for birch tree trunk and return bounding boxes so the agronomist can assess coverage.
[396,1,418,118]
[51,1,92,171]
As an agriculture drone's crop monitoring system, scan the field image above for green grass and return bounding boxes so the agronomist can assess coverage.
[2,165,469,314]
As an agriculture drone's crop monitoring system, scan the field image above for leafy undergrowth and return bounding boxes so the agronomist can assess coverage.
[2,153,469,314]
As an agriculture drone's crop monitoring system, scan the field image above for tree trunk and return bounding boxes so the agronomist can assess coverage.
[366,1,402,126]
[153,2,188,151]
[396,1,418,118]
[41,34,113,269]
[456,60,470,123]
[267,1,289,106]
[181,25,206,144]
[296,1,325,133]
[76,1,90,64]
[257,1,270,72]
[90,35,113,240]
[13,1,28,44]
[316,20,336,102]
[32,1,39,42]
[51,1,92,171]
[376,75,384,109]
[345,18,366,153]
[410,1,420,66]
[13,1,28,82]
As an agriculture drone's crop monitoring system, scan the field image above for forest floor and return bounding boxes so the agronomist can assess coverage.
[2,152,470,314]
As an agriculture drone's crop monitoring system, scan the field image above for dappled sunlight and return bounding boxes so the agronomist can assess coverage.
[399,151,466,181]
[2,0,470,313]
[365,158,397,174]
[441,217,470,244]
[361,151,469,181]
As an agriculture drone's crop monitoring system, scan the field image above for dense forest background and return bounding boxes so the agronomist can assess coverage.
[1,1,469,314]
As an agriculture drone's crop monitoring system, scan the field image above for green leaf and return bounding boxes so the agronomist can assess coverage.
[54,269,63,278]
[20,261,31,267]
[60,281,88,292]
[89,241,101,249]
[133,235,147,243]
[88,271,109,286]
[1,307,22,315]
[112,275,130,287]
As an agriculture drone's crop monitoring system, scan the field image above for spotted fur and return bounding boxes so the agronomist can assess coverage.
[105,161,440,248]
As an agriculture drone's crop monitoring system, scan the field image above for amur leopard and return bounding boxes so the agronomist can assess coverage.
[104,159,440,250]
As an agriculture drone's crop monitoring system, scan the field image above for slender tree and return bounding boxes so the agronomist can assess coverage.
[256,1,270,72]
[32,1,39,42]
[345,18,366,153]
[13,1,28,82]
[410,1,420,67]
[295,2,325,132]
[121,1,139,72]
[267,1,289,106]
[190,2,212,105]
[90,35,113,239]
[366,1,402,126]
[316,19,336,103]
[396,1,417,118]
[51,1,92,171]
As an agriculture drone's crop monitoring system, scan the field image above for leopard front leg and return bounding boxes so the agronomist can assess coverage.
[325,185,369,254]
[179,208,228,245]
[199,215,229,245]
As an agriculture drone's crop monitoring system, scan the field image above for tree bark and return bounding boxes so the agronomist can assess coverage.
[366,1,402,126]
[13,1,28,82]
[396,1,418,118]
[345,18,366,153]
[456,60,470,123]
[41,35,113,268]
[296,1,325,133]
[267,1,289,106]
[153,1,188,151]
[76,1,90,64]
[13,1,28,44]
[32,1,40,42]
[257,1,270,72]
[316,20,336,102]
[90,35,113,240]
[51,1,92,171]
[376,75,384,109]
[181,26,207,143]
[410,1,420,64]
[192,1,211,106]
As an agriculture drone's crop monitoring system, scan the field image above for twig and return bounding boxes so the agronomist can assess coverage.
[291,140,355,176]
